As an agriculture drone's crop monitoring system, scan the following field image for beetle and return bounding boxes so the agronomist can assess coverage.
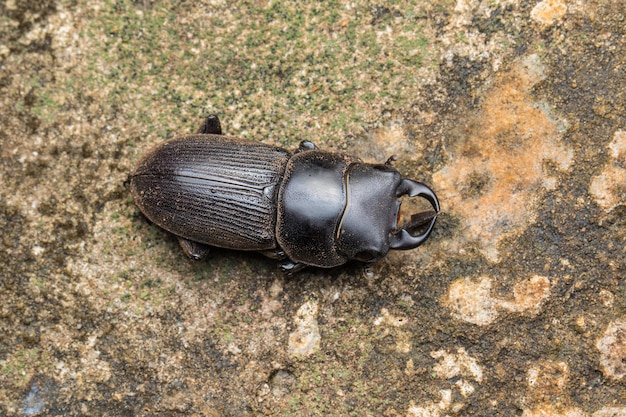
[130,115,440,273]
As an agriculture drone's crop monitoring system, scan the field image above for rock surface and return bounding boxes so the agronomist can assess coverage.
[1,0,624,415]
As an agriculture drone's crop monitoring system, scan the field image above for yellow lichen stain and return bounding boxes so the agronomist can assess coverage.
[531,0,568,26]
[445,275,552,326]
[433,54,572,261]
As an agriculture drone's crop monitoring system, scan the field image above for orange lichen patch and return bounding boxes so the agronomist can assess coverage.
[433,54,572,261]
[590,131,626,211]
[531,0,568,26]
[445,275,552,326]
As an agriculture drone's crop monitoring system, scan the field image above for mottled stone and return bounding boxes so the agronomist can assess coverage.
[527,360,569,401]
[522,405,587,417]
[590,131,626,211]
[445,275,551,325]
[522,406,626,417]
[287,301,320,358]
[445,276,499,326]
[407,390,451,417]
[1,0,625,415]
[501,275,552,314]
[268,369,296,398]
[593,408,626,417]
[373,307,409,327]
[21,384,45,416]
[374,308,412,353]
[431,347,483,382]
[407,348,482,416]
[433,54,573,261]
[531,0,568,26]
[596,321,626,380]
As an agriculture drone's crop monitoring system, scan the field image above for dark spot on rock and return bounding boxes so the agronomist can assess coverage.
[268,369,296,398]
[459,171,492,199]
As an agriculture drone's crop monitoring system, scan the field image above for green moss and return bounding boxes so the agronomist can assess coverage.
[1,348,51,389]
[48,0,445,147]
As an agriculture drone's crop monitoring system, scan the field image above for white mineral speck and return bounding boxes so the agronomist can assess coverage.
[446,275,551,325]
[590,131,626,211]
[596,321,626,380]
[432,347,483,383]
[288,300,321,358]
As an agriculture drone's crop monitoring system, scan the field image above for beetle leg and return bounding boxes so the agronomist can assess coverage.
[297,140,317,152]
[197,115,223,135]
[178,237,211,260]
[259,248,287,260]
[280,259,307,275]
[384,155,398,168]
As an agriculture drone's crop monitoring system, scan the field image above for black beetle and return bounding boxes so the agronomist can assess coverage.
[130,115,440,273]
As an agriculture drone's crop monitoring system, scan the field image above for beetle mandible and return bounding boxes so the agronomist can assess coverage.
[130,115,440,273]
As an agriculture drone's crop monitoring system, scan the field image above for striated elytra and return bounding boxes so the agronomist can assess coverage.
[130,115,440,273]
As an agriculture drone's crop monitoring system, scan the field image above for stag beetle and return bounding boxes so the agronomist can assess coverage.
[130,115,440,273]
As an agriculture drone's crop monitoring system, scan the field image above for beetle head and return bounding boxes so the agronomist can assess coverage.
[336,164,440,263]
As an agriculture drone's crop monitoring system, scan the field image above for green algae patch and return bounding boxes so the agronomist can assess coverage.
[82,0,440,147]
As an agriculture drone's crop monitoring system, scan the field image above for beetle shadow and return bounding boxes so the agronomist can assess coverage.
[133,208,381,286]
